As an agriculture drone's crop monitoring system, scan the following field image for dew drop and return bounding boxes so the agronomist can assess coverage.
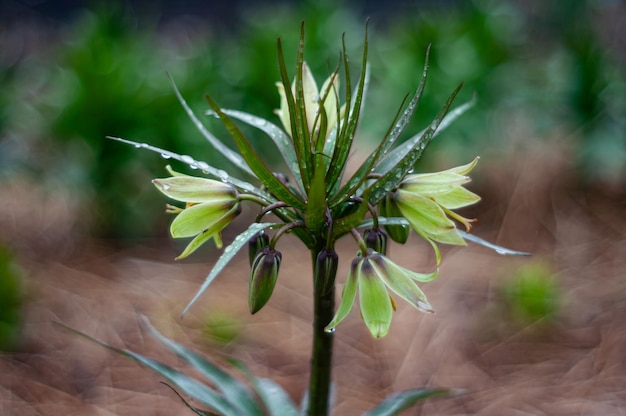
[134,143,141,148]
[196,161,210,171]
[181,155,195,165]
[162,183,171,191]
[161,153,172,159]
[216,169,229,181]
[325,327,336,334]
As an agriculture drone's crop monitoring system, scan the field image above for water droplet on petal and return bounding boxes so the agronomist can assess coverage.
[162,183,171,191]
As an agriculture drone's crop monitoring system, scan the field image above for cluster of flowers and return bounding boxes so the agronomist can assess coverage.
[152,60,480,338]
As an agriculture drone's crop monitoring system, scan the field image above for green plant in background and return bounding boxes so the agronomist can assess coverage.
[3,0,623,243]
[0,245,23,351]
[91,23,529,415]
[502,261,559,327]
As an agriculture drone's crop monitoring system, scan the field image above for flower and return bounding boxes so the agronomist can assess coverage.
[325,250,436,338]
[249,247,282,314]
[394,157,481,263]
[152,168,241,259]
[275,62,344,139]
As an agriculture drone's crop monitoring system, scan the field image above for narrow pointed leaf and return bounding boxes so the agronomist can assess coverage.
[277,36,311,190]
[210,109,303,190]
[254,378,300,416]
[330,92,410,206]
[57,324,238,415]
[364,388,451,416]
[106,136,274,201]
[305,159,328,235]
[375,94,476,175]
[227,358,300,416]
[331,189,371,238]
[182,222,279,316]
[206,96,306,211]
[142,317,264,416]
[167,73,254,177]
[326,24,370,191]
[292,23,314,187]
[368,82,464,205]
[458,230,531,256]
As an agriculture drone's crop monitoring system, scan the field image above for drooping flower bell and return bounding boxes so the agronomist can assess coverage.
[394,157,481,262]
[152,168,241,259]
[325,250,436,338]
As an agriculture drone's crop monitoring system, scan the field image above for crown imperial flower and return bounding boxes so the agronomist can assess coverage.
[152,169,241,259]
[326,250,436,338]
[394,157,481,261]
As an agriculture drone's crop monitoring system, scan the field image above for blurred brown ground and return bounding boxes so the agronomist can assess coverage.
[1,144,626,416]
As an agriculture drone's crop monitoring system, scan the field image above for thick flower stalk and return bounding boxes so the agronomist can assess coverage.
[111,22,528,416]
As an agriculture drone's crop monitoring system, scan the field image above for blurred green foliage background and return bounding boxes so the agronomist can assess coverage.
[1,0,624,239]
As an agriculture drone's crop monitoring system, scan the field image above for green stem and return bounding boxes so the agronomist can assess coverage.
[307,247,338,416]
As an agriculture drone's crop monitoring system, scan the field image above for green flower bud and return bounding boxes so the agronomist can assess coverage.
[248,231,270,267]
[364,228,388,255]
[314,248,338,296]
[378,192,410,244]
[249,248,282,314]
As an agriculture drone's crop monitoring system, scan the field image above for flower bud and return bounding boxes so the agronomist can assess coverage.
[248,247,282,314]
[364,228,388,255]
[248,231,270,267]
[314,248,339,296]
[378,192,410,244]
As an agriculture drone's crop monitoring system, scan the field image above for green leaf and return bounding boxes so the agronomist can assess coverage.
[329,92,409,206]
[364,388,450,416]
[253,378,300,416]
[167,73,254,177]
[227,358,300,416]
[106,136,275,202]
[206,96,306,211]
[182,222,280,316]
[334,44,432,205]
[142,317,264,416]
[276,27,311,190]
[331,189,371,239]
[305,159,328,236]
[375,94,476,175]
[211,109,303,190]
[326,23,370,192]
[57,324,239,416]
[368,82,464,206]
[458,230,531,256]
